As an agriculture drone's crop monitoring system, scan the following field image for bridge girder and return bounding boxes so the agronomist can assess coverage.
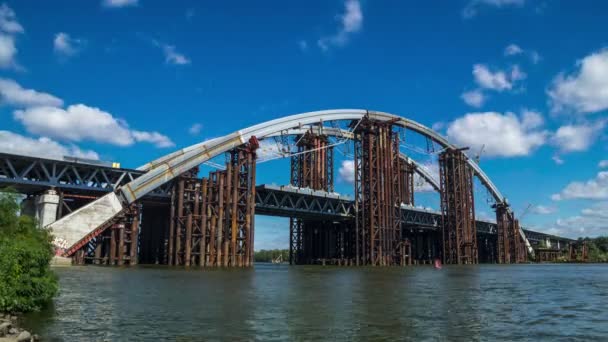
[44,109,531,256]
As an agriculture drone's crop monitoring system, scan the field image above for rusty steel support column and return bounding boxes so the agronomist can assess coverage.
[129,205,140,265]
[289,129,334,265]
[354,116,403,266]
[439,148,478,265]
[495,203,524,264]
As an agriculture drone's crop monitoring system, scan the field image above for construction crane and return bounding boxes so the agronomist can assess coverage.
[518,203,533,222]
[474,144,485,164]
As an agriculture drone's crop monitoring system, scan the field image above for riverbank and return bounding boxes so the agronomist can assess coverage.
[0,315,38,342]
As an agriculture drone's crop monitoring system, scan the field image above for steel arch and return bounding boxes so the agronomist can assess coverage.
[49,109,527,254]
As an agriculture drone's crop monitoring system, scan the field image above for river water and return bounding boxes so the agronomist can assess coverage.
[23,264,608,341]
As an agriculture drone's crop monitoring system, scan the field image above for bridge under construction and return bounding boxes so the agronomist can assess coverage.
[1,110,586,267]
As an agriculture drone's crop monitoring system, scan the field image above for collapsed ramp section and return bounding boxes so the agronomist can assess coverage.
[50,192,125,256]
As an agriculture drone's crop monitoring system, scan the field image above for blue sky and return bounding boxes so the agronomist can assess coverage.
[1,0,607,247]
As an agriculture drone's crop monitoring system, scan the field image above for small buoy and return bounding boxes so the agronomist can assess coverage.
[434,258,442,269]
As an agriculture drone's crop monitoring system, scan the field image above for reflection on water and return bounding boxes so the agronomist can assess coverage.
[24,264,608,341]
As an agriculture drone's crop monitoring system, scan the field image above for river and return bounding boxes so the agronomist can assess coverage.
[23,264,608,341]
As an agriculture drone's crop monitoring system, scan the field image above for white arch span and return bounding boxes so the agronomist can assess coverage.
[49,109,529,254]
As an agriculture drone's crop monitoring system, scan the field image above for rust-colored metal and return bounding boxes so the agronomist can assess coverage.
[439,148,478,265]
[166,137,258,267]
[495,203,524,264]
[353,116,409,266]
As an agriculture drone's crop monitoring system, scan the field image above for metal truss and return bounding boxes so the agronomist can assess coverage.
[0,152,171,198]
[255,185,354,220]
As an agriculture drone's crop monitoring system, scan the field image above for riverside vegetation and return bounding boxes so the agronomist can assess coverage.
[0,190,57,340]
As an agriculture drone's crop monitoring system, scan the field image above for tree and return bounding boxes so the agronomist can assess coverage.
[0,190,58,313]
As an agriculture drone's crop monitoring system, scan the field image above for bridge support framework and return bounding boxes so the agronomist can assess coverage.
[72,204,141,266]
[495,203,526,264]
[354,116,409,266]
[168,138,258,267]
[439,148,478,265]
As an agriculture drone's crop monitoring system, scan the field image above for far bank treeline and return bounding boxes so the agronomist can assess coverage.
[579,236,608,262]
[254,249,289,263]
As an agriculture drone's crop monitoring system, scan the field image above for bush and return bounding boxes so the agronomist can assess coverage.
[0,190,58,313]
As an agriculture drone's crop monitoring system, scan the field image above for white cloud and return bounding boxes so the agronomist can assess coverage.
[415,162,439,193]
[132,130,175,148]
[463,0,525,19]
[0,33,16,68]
[102,0,138,8]
[338,160,355,184]
[188,123,202,135]
[552,171,608,201]
[504,44,542,64]
[531,205,556,215]
[504,43,523,56]
[257,139,289,161]
[431,122,445,132]
[0,78,63,107]
[461,89,486,108]
[599,160,608,168]
[530,51,542,64]
[53,32,84,57]
[14,104,174,148]
[152,40,190,65]
[0,130,99,160]
[521,109,544,129]
[317,0,363,51]
[446,111,547,157]
[0,3,23,34]
[548,48,608,114]
[552,155,564,165]
[548,202,608,238]
[472,64,525,91]
[551,120,605,153]
[0,4,22,69]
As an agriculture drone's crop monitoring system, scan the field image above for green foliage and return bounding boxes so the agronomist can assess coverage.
[254,249,289,263]
[578,236,608,263]
[0,190,58,313]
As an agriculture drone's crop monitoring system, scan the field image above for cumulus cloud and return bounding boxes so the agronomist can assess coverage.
[102,0,138,8]
[551,120,606,153]
[531,205,556,215]
[462,0,525,19]
[446,111,548,157]
[548,202,608,238]
[318,0,363,51]
[552,155,564,165]
[599,160,608,168]
[53,32,84,57]
[0,3,23,34]
[14,104,174,148]
[472,64,525,91]
[188,123,202,135]
[257,139,289,161]
[0,130,99,160]
[0,3,22,69]
[548,48,608,114]
[152,40,190,65]
[414,162,440,193]
[132,130,175,148]
[552,171,608,201]
[0,78,63,107]
[461,89,486,108]
[504,44,523,56]
[338,160,355,183]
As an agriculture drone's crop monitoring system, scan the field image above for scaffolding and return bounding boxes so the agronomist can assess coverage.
[167,137,258,267]
[439,148,478,264]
